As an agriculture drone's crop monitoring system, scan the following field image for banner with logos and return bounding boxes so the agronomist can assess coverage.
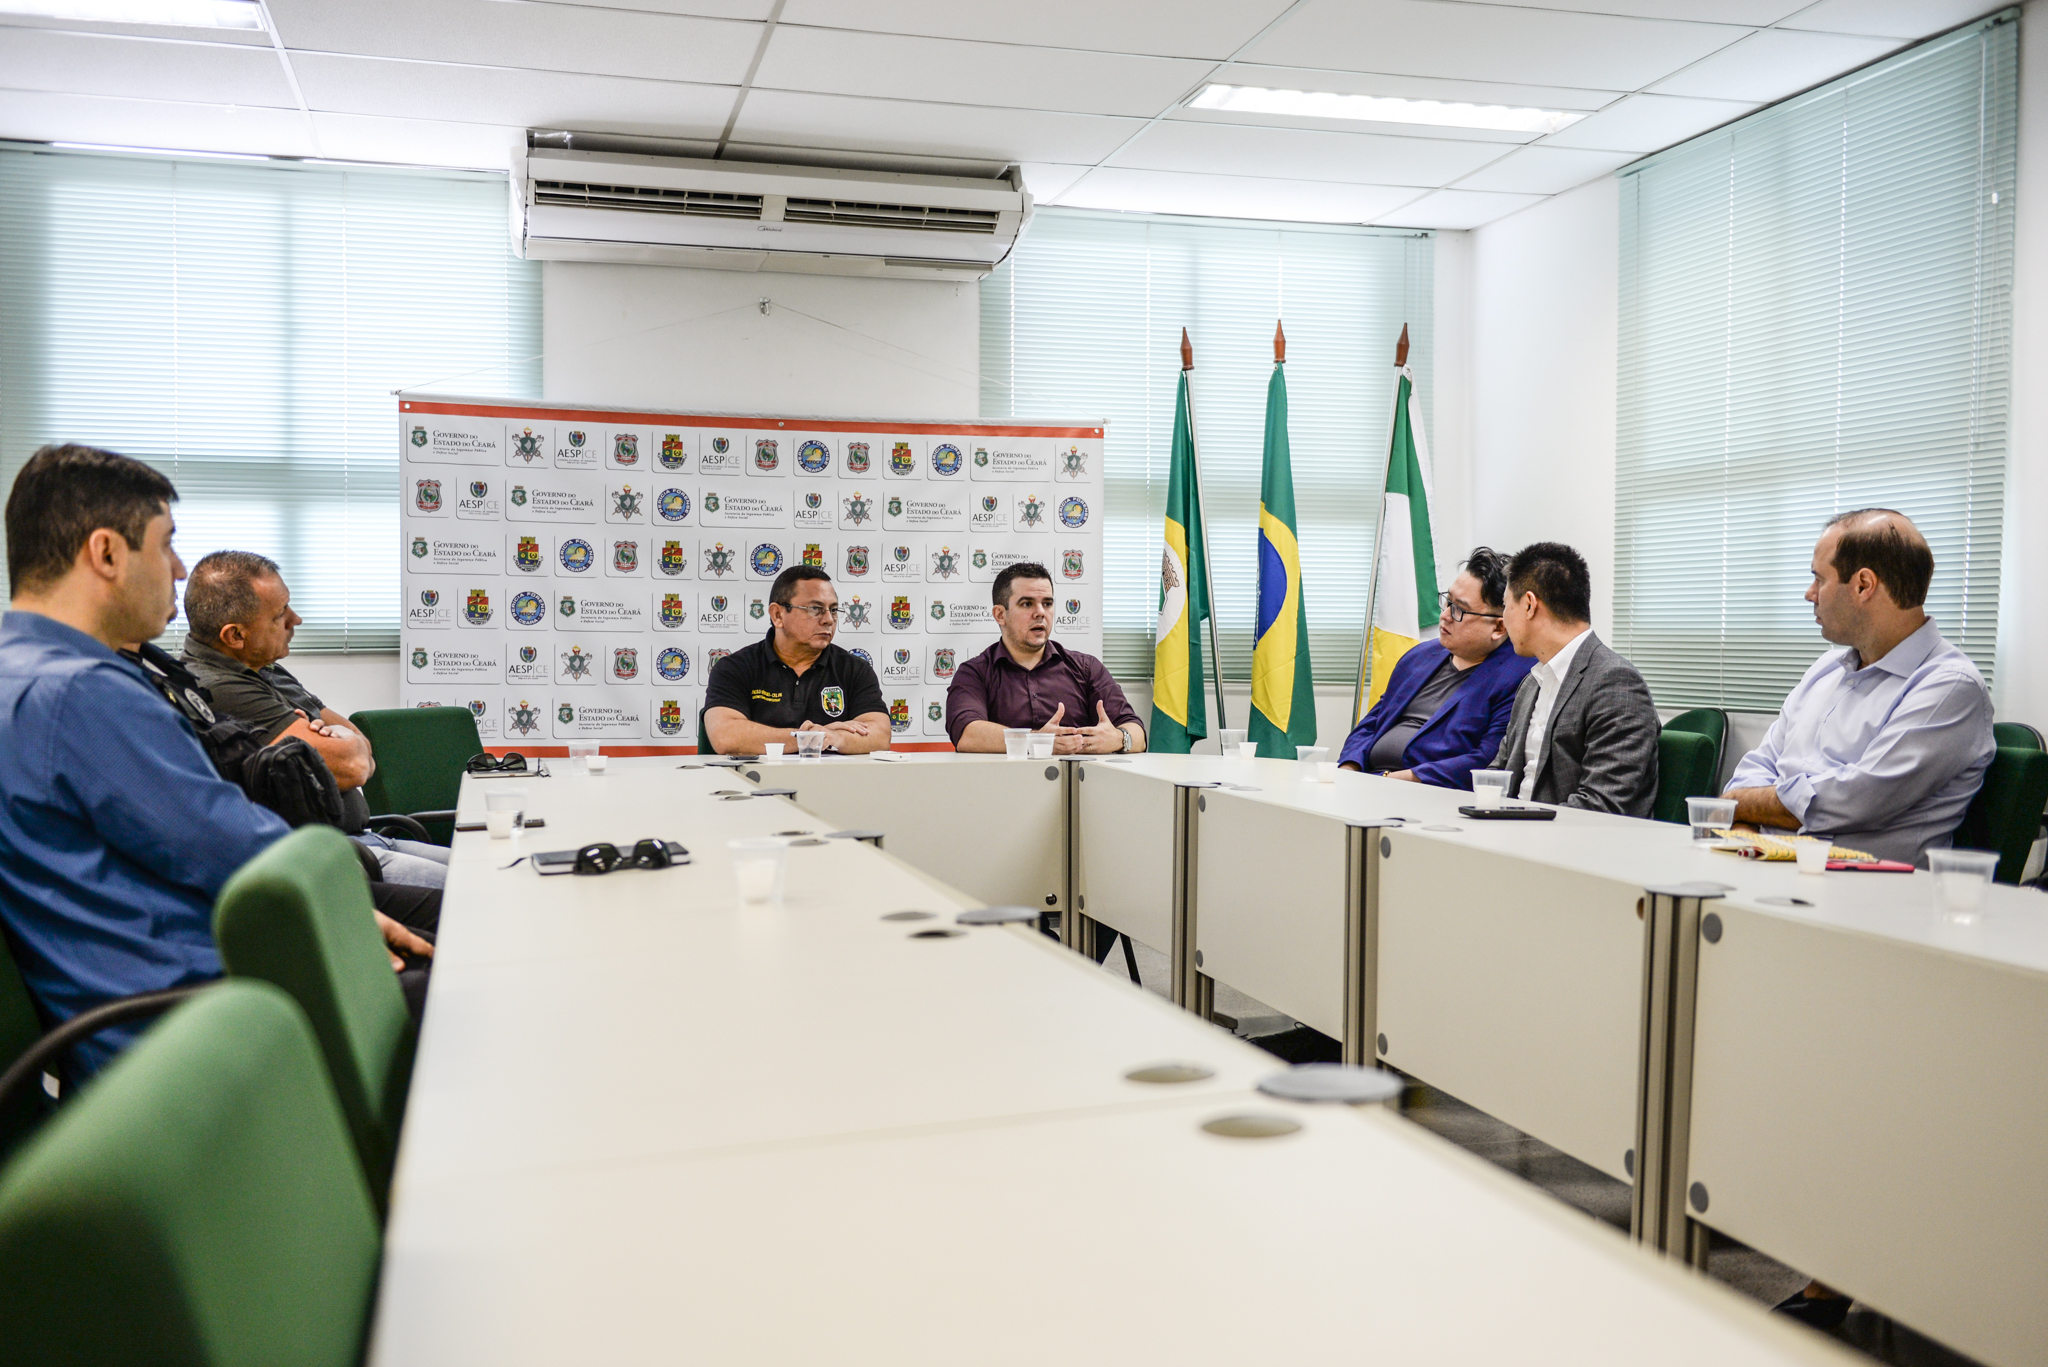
[398,396,1105,753]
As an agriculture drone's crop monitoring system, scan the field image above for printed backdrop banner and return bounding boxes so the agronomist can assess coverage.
[398,397,1105,753]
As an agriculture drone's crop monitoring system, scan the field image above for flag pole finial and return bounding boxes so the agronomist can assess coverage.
[1180,327,1193,371]
[1274,320,1286,364]
[1395,323,1410,368]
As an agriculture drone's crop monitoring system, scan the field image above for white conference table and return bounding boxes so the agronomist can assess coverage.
[369,755,1853,1367]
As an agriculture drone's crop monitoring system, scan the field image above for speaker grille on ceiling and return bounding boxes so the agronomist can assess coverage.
[532,180,764,219]
[782,197,1000,234]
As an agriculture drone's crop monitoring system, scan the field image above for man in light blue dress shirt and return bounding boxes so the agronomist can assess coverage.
[1725,509,1992,870]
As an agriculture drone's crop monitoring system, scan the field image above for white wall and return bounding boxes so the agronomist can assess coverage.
[1429,229,1476,566]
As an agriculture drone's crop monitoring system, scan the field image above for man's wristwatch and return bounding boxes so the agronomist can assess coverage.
[1118,725,1134,753]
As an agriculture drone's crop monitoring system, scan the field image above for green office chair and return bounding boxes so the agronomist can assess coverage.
[1661,707,1729,781]
[1993,721,2044,752]
[0,937,48,1155]
[1653,728,1720,825]
[0,981,380,1367]
[214,826,417,1205]
[698,702,713,754]
[1955,744,2048,885]
[349,705,482,845]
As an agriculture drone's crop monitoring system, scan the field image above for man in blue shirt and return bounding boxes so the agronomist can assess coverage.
[0,443,429,1076]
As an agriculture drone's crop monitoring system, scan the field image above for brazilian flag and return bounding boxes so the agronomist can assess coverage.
[1250,356,1315,757]
[1150,368,1209,752]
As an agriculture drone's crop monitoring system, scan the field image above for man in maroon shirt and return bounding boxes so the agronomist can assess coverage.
[946,562,1145,755]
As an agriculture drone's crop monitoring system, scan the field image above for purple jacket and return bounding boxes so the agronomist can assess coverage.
[1338,638,1533,790]
[945,639,1142,747]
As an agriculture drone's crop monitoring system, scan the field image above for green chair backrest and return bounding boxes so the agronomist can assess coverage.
[1993,720,2045,752]
[0,982,379,1367]
[698,701,712,754]
[214,826,415,1203]
[1661,707,1728,779]
[0,933,50,1155]
[1653,728,1720,825]
[349,705,482,844]
[1955,746,2048,884]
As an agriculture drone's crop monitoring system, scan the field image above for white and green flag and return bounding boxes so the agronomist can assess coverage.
[1359,365,1439,718]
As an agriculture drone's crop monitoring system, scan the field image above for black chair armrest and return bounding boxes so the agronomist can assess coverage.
[0,986,212,1118]
[364,813,434,844]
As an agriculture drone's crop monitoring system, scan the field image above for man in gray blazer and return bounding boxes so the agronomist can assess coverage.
[1489,542,1660,817]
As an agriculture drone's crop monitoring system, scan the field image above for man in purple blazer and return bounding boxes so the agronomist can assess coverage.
[1339,546,1534,790]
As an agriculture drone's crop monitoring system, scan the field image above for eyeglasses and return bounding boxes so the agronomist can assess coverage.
[783,603,842,620]
[1438,592,1504,624]
[573,839,679,875]
[467,751,526,774]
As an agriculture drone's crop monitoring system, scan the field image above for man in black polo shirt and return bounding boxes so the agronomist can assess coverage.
[703,565,891,756]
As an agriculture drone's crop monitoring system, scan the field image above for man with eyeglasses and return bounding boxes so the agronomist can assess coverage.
[1339,547,1533,787]
[703,565,891,755]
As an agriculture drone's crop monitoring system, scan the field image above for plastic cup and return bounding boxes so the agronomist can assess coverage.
[1002,727,1030,758]
[1930,848,1998,922]
[1218,728,1247,757]
[1295,745,1327,779]
[568,741,598,773]
[585,753,608,774]
[761,741,785,762]
[794,731,827,760]
[1686,796,1737,845]
[1316,760,1338,783]
[1028,731,1055,760]
[484,810,516,838]
[1794,840,1828,875]
[1233,741,1259,761]
[483,788,526,838]
[728,837,789,906]
[1470,769,1511,808]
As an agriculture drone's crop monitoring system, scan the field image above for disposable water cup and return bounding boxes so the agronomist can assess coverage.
[1930,848,1998,921]
[1296,745,1328,779]
[794,731,827,760]
[1218,728,1247,757]
[1686,796,1738,845]
[1470,769,1511,808]
[483,789,526,833]
[761,742,786,762]
[1316,761,1338,783]
[484,810,517,839]
[1028,732,1055,760]
[729,837,789,906]
[585,753,608,774]
[568,741,598,773]
[1233,741,1259,761]
[1002,728,1030,758]
[1794,841,1828,875]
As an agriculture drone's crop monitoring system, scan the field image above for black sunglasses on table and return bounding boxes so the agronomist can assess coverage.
[574,839,681,875]
[466,752,550,777]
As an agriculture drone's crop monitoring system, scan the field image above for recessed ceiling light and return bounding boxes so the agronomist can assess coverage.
[1188,84,1584,136]
[1,0,263,29]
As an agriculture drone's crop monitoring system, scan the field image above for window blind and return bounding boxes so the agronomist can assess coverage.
[981,208,1433,682]
[1614,14,2016,712]
[0,147,541,651]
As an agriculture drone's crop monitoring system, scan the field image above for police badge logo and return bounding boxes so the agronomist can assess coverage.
[972,549,988,570]
[843,492,873,526]
[660,540,685,575]
[889,441,914,475]
[713,436,730,455]
[889,699,911,732]
[846,441,870,474]
[1066,598,1081,615]
[705,542,737,578]
[515,536,541,572]
[974,447,989,467]
[749,599,765,620]
[519,646,537,664]
[754,439,778,472]
[710,594,729,614]
[612,647,638,681]
[805,491,823,511]
[889,596,912,628]
[559,703,575,724]
[511,486,528,507]
[891,544,911,564]
[822,685,845,717]
[561,646,593,680]
[845,597,872,629]
[658,592,685,628]
[1058,496,1089,529]
[614,433,638,466]
[612,486,645,520]
[465,588,491,624]
[927,701,943,724]
[845,545,870,576]
[702,492,720,515]
[410,425,427,448]
[656,646,689,681]
[1063,550,1084,579]
[893,648,911,665]
[415,480,442,512]
[933,647,956,678]
[981,495,998,513]
[559,538,594,573]
[511,427,546,464]
[931,546,960,579]
[654,488,688,522]
[469,480,488,499]
[802,543,824,568]
[411,536,428,559]
[469,701,488,723]
[848,647,872,667]
[659,433,686,469]
[750,544,783,577]
[887,496,903,518]
[511,591,546,625]
[1018,495,1045,529]
[797,439,831,473]
[658,699,684,735]
[930,601,946,621]
[708,648,732,668]
[567,430,587,449]
[508,699,541,736]
[558,594,576,618]
[1062,445,1088,477]
[420,589,440,607]
[411,647,428,669]
[931,443,962,476]
[613,541,638,573]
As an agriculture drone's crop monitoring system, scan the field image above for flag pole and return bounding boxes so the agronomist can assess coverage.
[1181,327,1228,734]
[1351,323,1411,725]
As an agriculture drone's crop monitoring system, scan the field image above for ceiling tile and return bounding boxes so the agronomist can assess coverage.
[1212,62,1623,112]
[1017,162,1092,201]
[293,54,735,140]
[1649,27,1903,100]
[1050,166,1425,223]
[1108,119,1506,188]
[1167,107,1542,147]
[267,0,761,85]
[776,0,1294,61]
[1241,0,1751,91]
[1371,188,1544,229]
[1459,0,1803,22]
[732,88,1144,165]
[1776,0,2002,39]
[1535,91,1756,151]
[0,28,296,108]
[311,111,563,169]
[1449,145,1635,193]
[754,27,1210,120]
[504,0,777,18]
[0,88,313,157]
[722,142,1010,178]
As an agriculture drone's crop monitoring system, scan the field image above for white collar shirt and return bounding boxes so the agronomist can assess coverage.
[1516,626,1591,800]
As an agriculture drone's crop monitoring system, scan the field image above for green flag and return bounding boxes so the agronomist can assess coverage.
[1249,349,1315,758]
[1151,368,1209,753]
[1360,369,1440,719]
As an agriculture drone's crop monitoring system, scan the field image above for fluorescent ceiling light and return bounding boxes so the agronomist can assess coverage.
[1,0,263,28]
[1189,84,1584,136]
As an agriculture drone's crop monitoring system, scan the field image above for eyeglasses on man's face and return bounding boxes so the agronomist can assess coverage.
[784,602,841,621]
[1438,591,1504,625]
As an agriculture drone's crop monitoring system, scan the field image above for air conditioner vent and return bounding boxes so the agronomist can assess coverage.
[533,180,764,220]
[783,197,999,235]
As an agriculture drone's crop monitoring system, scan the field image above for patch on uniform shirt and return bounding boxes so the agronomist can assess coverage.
[822,685,845,718]
[184,688,216,724]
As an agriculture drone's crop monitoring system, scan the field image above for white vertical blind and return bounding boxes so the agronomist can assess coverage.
[1614,14,2016,711]
[981,208,1432,681]
[0,147,541,651]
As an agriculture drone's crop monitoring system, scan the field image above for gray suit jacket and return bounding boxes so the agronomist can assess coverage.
[1490,632,1660,818]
